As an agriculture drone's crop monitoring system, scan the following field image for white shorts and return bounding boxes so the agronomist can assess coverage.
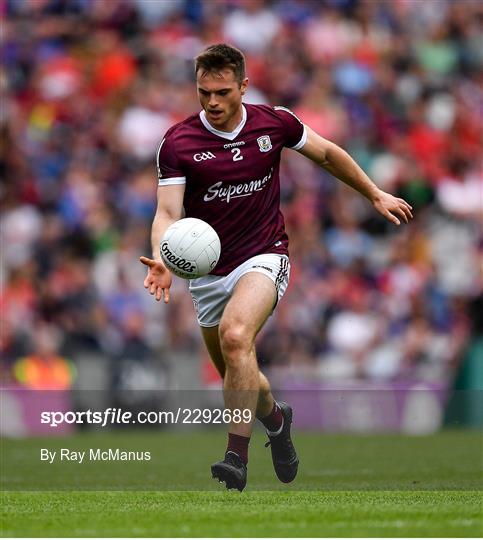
[188,253,290,327]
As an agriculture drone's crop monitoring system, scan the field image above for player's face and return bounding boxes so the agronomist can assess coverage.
[196,68,248,132]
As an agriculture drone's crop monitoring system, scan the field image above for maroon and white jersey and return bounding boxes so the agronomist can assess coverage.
[156,103,307,275]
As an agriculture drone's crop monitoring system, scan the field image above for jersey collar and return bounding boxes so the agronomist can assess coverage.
[199,105,247,141]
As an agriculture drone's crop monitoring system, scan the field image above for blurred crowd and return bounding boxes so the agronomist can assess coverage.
[1,0,482,389]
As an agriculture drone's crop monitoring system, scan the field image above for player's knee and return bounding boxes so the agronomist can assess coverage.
[219,322,252,358]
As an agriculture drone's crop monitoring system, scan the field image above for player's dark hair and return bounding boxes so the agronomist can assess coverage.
[195,43,246,85]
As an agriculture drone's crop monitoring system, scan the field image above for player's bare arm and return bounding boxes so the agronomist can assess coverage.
[299,126,413,226]
[140,184,185,303]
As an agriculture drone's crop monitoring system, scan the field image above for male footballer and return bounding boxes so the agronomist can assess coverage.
[140,43,413,491]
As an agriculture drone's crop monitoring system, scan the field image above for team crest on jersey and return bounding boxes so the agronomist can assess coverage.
[257,135,272,152]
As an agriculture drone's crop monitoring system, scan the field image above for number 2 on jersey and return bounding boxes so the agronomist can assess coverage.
[231,148,243,161]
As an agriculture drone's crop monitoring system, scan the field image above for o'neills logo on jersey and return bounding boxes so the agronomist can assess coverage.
[203,168,273,203]
[161,242,196,273]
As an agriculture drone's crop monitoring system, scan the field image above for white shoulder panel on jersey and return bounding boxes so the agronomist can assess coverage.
[273,105,303,124]
[274,106,307,150]
[155,138,165,167]
[156,137,186,185]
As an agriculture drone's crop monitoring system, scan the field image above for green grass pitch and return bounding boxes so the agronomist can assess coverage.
[1,430,482,537]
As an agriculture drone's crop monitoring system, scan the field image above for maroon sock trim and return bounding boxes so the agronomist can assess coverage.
[259,401,283,433]
[226,432,250,464]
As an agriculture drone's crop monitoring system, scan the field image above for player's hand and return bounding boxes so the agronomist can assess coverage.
[372,190,413,226]
[139,256,172,303]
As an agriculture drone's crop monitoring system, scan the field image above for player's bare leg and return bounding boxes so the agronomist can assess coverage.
[208,272,275,490]
[219,272,276,437]
[207,271,298,489]
[201,326,275,418]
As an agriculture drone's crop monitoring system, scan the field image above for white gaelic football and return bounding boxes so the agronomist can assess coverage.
[160,218,221,279]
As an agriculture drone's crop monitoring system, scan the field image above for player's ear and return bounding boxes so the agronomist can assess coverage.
[240,78,249,95]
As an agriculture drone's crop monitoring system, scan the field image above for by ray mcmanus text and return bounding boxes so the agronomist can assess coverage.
[40,448,152,464]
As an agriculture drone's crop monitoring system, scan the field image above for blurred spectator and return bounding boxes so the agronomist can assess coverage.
[436,158,482,219]
[12,323,76,390]
[223,0,281,54]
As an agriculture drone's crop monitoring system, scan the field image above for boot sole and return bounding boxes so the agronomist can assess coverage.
[211,462,246,492]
